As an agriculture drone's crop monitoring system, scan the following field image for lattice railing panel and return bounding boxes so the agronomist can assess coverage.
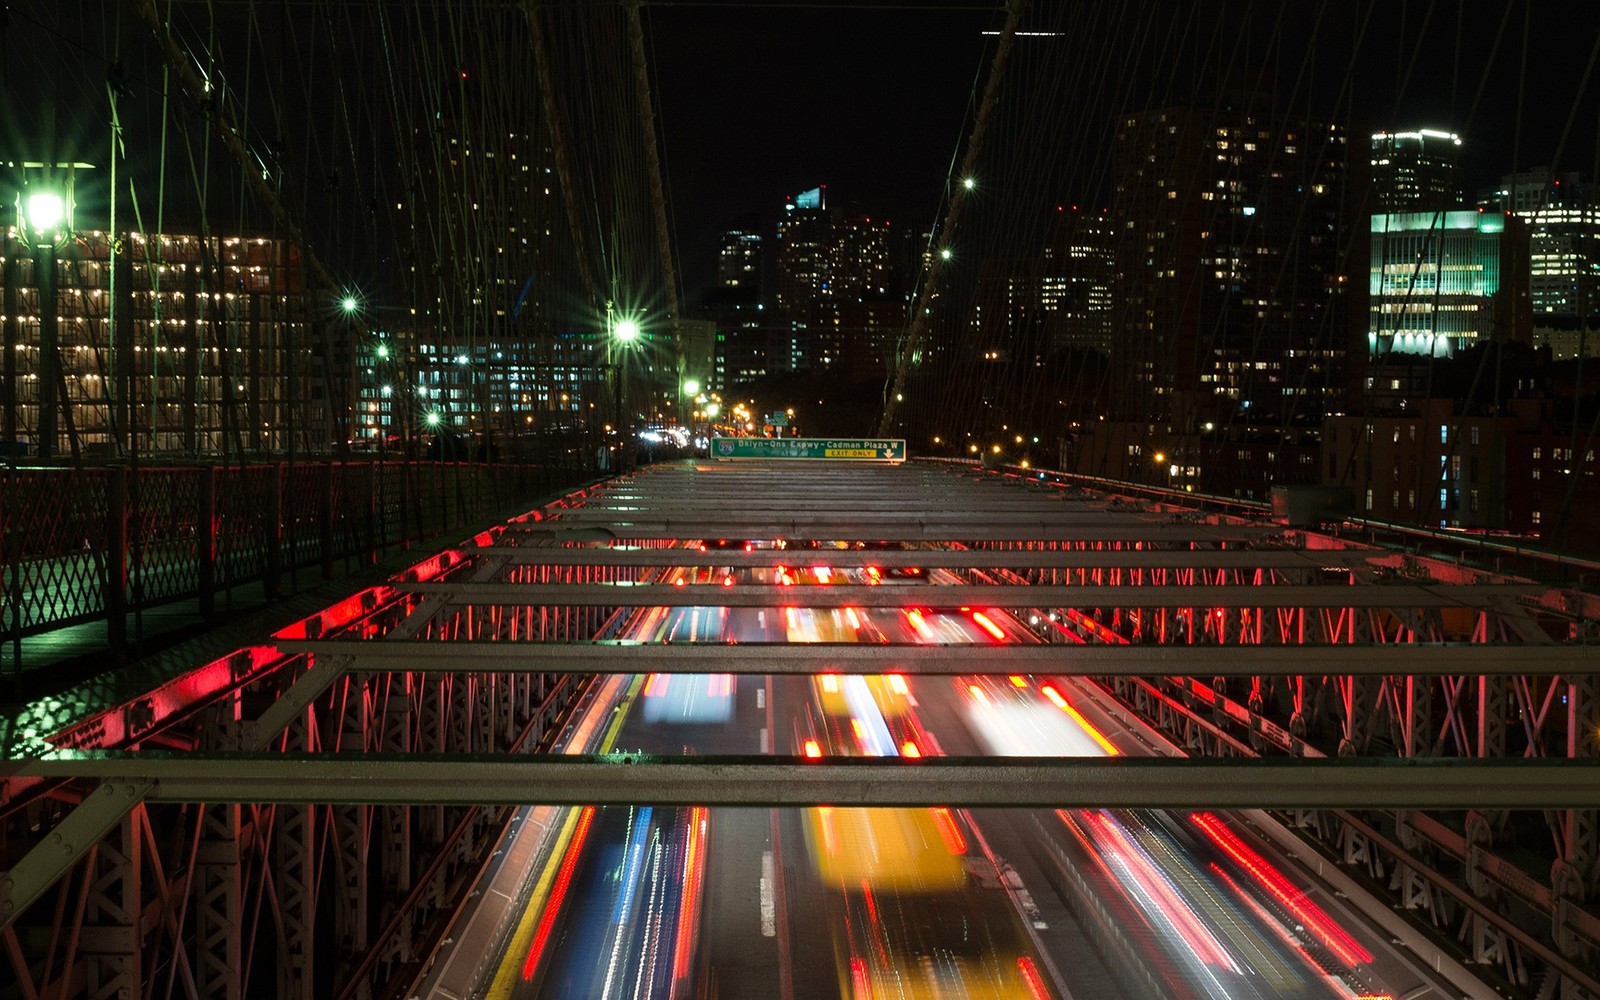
[216,466,272,587]
[127,467,205,607]
[282,464,326,572]
[1,467,111,632]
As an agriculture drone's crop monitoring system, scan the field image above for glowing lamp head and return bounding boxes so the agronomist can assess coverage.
[425,412,441,427]
[683,378,700,396]
[341,295,359,314]
[614,318,641,342]
[962,176,976,191]
[23,190,65,234]
[938,247,953,261]
[375,344,389,359]
[704,402,720,418]
[1152,452,1166,464]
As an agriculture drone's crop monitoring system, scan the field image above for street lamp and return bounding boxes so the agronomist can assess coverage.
[17,180,74,460]
[606,311,644,470]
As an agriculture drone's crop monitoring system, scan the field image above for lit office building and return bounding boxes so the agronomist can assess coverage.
[1367,211,1530,357]
[1480,170,1600,324]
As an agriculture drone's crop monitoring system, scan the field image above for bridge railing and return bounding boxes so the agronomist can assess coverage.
[1,455,599,675]
[925,456,1600,590]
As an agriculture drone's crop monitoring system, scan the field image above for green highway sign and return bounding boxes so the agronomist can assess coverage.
[712,437,906,462]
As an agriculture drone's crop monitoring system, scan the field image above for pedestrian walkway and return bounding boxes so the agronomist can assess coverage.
[1,495,563,708]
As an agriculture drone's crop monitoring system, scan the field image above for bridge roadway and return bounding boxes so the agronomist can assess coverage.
[2,458,1598,1000]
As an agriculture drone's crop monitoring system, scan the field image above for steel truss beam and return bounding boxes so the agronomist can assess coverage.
[274,640,1600,676]
[0,780,152,931]
[474,547,1376,570]
[508,524,1279,543]
[394,581,1543,610]
[8,755,1600,809]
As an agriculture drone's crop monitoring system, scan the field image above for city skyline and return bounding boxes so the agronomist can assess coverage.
[650,3,1599,293]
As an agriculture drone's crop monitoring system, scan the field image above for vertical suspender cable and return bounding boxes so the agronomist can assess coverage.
[878,0,1028,440]
[132,0,370,401]
[625,0,683,376]
[526,0,604,314]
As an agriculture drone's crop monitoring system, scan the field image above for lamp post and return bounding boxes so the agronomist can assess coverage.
[682,378,701,452]
[610,315,640,469]
[17,184,70,460]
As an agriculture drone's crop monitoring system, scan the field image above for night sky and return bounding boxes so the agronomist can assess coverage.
[644,1,998,289]
[4,2,1596,300]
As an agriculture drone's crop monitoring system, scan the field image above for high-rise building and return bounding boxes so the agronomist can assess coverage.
[812,213,897,372]
[830,214,892,297]
[769,187,903,375]
[1,228,315,458]
[395,66,568,440]
[1110,101,1348,424]
[716,229,763,291]
[1042,206,1115,357]
[772,186,830,371]
[1366,210,1531,357]
[1371,129,1463,213]
[1480,170,1600,322]
[774,186,830,320]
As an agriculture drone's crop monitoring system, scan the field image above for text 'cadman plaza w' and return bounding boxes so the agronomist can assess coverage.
[711,436,906,461]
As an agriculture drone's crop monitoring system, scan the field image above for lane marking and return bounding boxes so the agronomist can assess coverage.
[484,675,641,997]
[770,809,795,1000]
[760,850,777,937]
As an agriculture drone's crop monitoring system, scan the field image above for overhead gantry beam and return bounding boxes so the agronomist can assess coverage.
[9,755,1600,809]
[273,640,1600,677]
